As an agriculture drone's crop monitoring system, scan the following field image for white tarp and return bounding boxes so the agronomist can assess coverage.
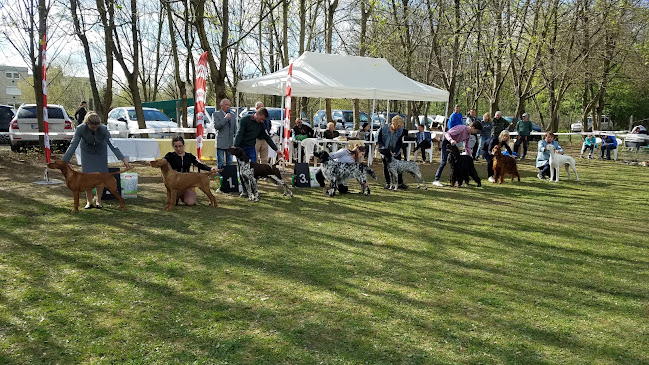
[238,52,449,102]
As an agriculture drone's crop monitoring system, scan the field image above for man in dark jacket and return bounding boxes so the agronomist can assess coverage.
[492,111,510,137]
[234,107,280,162]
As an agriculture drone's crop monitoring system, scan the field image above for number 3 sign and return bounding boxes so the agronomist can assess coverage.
[293,163,311,187]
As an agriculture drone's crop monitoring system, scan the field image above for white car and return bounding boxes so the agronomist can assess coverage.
[186,106,216,138]
[107,107,179,138]
[10,103,74,152]
[570,115,614,132]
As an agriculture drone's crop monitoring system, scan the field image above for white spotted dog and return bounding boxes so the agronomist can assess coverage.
[379,148,427,191]
[228,147,294,202]
[313,150,377,196]
[545,144,579,182]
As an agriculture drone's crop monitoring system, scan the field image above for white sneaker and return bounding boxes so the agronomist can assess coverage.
[432,180,444,187]
[488,176,495,183]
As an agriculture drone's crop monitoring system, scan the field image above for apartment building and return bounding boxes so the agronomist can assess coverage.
[0,65,29,108]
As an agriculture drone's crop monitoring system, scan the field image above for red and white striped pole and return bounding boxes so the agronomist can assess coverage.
[283,63,293,161]
[195,52,208,160]
[42,34,50,163]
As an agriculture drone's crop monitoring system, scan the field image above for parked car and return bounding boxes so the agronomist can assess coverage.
[0,105,15,144]
[312,109,369,130]
[186,106,216,138]
[570,115,614,132]
[107,107,179,138]
[9,104,74,152]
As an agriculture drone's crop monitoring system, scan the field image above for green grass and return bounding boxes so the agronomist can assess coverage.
[1,146,648,364]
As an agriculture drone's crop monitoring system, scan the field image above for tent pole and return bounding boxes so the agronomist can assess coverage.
[371,99,376,141]
[444,101,449,131]
[387,100,390,125]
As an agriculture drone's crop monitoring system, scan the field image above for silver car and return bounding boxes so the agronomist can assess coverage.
[9,103,74,152]
[107,107,179,138]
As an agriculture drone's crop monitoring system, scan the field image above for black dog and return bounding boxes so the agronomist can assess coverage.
[446,144,481,187]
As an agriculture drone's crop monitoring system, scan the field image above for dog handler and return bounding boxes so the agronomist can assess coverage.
[234,107,280,163]
[535,132,564,181]
[165,136,219,206]
[432,120,482,187]
[62,112,131,209]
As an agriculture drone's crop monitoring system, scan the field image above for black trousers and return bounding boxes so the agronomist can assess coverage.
[413,140,432,160]
[513,135,530,158]
[315,170,348,193]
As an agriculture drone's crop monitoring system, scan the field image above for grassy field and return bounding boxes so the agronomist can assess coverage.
[1,145,648,364]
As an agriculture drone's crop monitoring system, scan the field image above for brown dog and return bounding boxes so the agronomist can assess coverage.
[47,159,127,213]
[149,158,218,210]
[492,144,521,184]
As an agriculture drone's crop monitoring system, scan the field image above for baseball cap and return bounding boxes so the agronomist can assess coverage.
[522,113,529,117]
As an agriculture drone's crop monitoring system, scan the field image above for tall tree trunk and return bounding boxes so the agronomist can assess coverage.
[96,0,114,122]
[70,0,103,119]
[165,0,188,129]
[112,0,146,134]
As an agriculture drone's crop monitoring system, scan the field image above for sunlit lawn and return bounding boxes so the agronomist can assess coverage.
[1,145,648,364]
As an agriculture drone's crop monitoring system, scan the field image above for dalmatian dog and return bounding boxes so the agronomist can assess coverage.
[228,147,293,202]
[313,150,377,196]
[379,148,427,191]
[545,144,579,182]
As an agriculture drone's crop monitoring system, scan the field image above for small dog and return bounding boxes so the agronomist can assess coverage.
[228,147,293,201]
[379,148,427,190]
[491,144,520,183]
[47,159,127,213]
[149,158,218,210]
[446,144,481,187]
[545,144,579,182]
[313,150,377,196]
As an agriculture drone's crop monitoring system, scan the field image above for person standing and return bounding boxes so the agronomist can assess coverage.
[234,107,280,162]
[478,112,494,158]
[254,101,272,163]
[465,108,479,160]
[447,104,463,130]
[62,112,131,209]
[213,98,236,170]
[378,115,407,189]
[513,112,533,160]
[492,111,510,138]
[432,120,483,187]
[74,101,88,126]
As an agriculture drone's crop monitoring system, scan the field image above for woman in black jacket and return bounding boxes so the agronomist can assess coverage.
[164,136,219,205]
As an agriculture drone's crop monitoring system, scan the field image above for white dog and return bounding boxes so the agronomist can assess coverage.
[545,144,579,182]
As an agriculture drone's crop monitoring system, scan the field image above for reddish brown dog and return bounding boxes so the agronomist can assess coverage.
[48,159,127,213]
[149,158,218,211]
[492,144,521,184]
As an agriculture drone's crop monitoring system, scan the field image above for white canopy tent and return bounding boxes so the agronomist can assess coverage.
[238,52,449,102]
[236,52,450,163]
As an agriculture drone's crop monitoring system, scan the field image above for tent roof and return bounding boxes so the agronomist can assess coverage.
[237,52,449,102]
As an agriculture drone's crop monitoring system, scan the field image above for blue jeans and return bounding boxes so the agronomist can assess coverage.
[434,139,449,181]
[241,146,257,163]
[538,162,557,181]
[216,149,231,170]
[478,135,491,157]
[600,145,616,160]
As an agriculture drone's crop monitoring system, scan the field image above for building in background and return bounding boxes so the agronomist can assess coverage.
[0,65,29,109]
